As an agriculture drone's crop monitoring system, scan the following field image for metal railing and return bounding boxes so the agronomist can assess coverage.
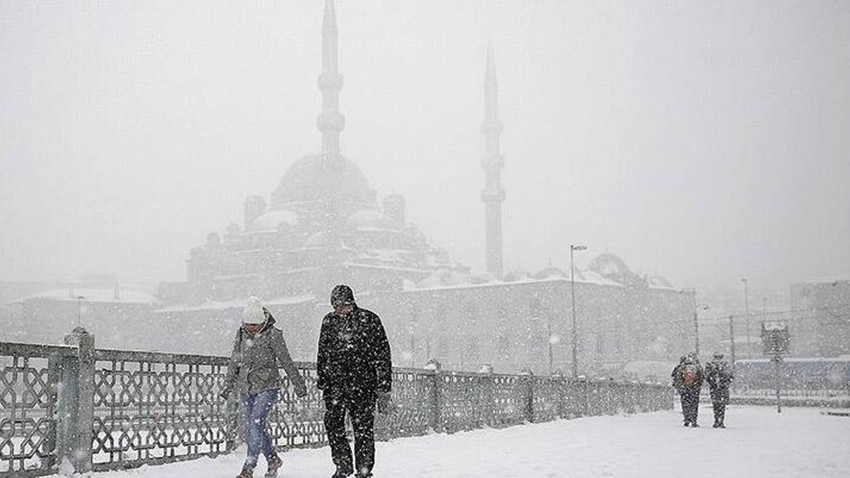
[0,329,672,477]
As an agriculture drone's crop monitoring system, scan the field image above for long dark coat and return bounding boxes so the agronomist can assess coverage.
[704,359,734,403]
[316,305,392,396]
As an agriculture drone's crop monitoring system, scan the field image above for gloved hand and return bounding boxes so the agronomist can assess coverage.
[376,391,393,414]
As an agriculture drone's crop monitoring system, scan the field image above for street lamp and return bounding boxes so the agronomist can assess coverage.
[570,244,587,378]
[76,296,86,328]
[680,288,702,356]
[741,278,751,359]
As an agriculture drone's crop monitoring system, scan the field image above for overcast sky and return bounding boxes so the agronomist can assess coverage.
[2,0,849,296]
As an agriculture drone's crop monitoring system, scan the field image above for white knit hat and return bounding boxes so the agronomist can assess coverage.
[242,296,266,324]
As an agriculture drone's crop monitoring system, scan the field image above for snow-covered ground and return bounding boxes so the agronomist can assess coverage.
[48,406,850,478]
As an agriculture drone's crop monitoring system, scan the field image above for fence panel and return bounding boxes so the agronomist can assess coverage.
[374,368,433,439]
[267,364,325,449]
[439,372,489,433]
[0,343,74,478]
[532,377,561,423]
[487,374,524,428]
[90,350,232,471]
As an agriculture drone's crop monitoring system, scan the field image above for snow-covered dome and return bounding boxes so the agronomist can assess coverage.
[249,209,299,231]
[533,267,568,280]
[648,275,674,289]
[271,154,377,212]
[587,253,641,286]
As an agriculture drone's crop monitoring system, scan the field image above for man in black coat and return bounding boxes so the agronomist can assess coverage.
[704,352,734,428]
[317,285,392,478]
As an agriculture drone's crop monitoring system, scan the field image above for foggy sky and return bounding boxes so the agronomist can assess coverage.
[2,0,849,296]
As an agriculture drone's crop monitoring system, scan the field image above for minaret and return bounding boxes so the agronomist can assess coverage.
[315,0,345,298]
[317,0,345,158]
[481,42,506,277]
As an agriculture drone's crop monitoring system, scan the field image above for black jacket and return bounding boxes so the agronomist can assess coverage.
[316,305,392,395]
[704,360,734,392]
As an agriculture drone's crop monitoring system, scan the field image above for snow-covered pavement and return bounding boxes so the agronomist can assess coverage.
[49,406,850,478]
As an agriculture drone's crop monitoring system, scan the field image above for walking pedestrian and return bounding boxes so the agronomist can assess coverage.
[672,353,704,427]
[222,297,308,478]
[705,352,734,428]
[317,285,393,478]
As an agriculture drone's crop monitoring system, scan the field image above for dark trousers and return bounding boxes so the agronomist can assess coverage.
[711,390,729,424]
[680,387,700,424]
[324,389,376,476]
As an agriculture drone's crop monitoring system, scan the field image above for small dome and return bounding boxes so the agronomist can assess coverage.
[648,276,674,289]
[587,253,642,286]
[271,154,377,213]
[533,267,568,280]
[250,210,299,231]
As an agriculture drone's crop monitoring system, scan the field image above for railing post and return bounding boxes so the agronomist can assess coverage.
[56,327,95,475]
[428,362,442,433]
[520,370,534,423]
[45,353,62,471]
[581,377,590,416]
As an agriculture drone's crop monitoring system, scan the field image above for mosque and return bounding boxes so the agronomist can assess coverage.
[154,0,694,376]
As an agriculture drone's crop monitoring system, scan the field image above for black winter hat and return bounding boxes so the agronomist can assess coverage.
[330,284,356,307]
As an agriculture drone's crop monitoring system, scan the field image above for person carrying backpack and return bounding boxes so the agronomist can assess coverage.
[704,352,734,428]
[671,353,704,427]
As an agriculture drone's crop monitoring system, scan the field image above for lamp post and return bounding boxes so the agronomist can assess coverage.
[546,318,554,375]
[76,295,85,328]
[680,288,707,356]
[741,278,751,359]
[570,244,587,378]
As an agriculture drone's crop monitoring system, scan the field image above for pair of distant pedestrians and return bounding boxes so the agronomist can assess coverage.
[672,352,734,428]
[221,285,393,478]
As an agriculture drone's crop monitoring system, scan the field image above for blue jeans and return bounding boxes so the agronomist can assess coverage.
[240,388,279,470]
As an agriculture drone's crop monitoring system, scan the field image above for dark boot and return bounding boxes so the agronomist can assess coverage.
[265,455,282,478]
[332,469,353,478]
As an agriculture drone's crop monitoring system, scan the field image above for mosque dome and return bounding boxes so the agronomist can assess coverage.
[270,154,377,211]
[249,209,299,231]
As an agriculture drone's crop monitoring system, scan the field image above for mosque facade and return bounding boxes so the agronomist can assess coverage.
[153,0,694,377]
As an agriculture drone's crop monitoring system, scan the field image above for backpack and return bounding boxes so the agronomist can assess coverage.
[682,363,697,386]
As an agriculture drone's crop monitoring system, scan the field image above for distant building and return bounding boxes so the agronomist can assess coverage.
[790,279,850,357]
[5,280,160,350]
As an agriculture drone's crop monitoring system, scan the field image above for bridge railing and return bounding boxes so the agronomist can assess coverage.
[0,329,672,477]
